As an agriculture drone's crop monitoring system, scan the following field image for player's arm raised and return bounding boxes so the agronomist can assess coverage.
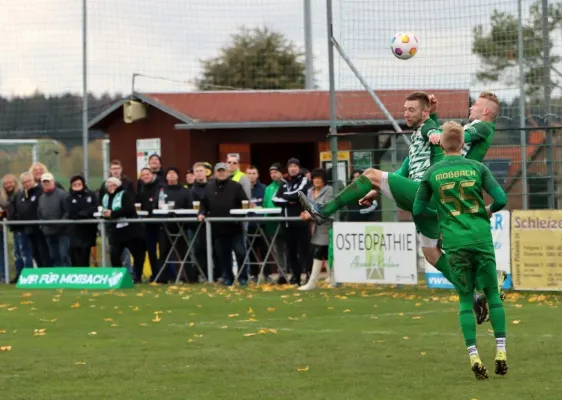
[412,172,437,219]
[429,94,439,125]
[480,164,507,217]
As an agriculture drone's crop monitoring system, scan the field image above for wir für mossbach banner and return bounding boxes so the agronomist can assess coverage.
[16,268,134,289]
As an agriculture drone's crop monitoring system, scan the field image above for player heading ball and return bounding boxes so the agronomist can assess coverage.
[413,121,508,380]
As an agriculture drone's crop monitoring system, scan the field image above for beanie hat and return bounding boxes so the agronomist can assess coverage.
[269,162,282,172]
[165,166,180,177]
[287,158,300,167]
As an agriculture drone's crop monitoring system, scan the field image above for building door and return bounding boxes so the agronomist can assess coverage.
[218,144,251,172]
[250,142,316,184]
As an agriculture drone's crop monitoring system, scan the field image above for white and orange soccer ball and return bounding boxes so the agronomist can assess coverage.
[390,32,419,60]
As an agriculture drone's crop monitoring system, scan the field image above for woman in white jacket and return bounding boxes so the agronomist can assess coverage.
[299,168,333,291]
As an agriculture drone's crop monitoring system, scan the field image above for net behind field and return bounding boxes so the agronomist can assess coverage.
[332,0,562,217]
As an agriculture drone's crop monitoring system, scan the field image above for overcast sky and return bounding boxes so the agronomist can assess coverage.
[0,0,558,103]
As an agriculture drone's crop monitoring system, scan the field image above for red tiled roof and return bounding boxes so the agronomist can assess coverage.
[485,130,550,185]
[143,90,469,123]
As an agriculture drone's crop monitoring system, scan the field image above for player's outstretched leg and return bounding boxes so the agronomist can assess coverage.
[459,292,489,380]
[483,285,508,375]
[298,172,377,225]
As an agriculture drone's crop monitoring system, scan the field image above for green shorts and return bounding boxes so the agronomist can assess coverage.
[447,246,498,294]
[384,173,440,240]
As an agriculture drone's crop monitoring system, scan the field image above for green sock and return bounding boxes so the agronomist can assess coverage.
[320,175,373,216]
[435,253,454,285]
[459,293,477,347]
[484,287,507,340]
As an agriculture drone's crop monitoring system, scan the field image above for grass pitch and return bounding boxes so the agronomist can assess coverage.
[0,283,560,400]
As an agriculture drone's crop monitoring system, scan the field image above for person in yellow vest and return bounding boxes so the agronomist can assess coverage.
[226,153,251,200]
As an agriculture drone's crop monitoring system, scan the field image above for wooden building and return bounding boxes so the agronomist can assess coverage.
[88,89,470,183]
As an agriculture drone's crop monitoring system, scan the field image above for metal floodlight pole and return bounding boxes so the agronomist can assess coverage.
[326,0,339,193]
[102,139,110,180]
[518,0,528,209]
[541,0,555,209]
[82,0,89,184]
[330,37,410,146]
[304,0,314,89]
[2,221,9,283]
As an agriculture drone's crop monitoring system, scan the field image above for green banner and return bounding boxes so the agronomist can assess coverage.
[16,268,135,289]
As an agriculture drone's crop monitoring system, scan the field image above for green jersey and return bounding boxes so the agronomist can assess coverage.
[413,156,507,249]
[407,118,444,182]
[462,120,496,161]
[430,114,495,162]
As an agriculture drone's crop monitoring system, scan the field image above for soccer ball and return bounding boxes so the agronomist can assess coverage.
[390,32,419,60]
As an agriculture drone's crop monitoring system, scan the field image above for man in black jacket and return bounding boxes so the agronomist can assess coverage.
[153,167,194,283]
[17,172,52,267]
[273,158,312,285]
[198,163,248,286]
[189,162,209,279]
[66,175,98,266]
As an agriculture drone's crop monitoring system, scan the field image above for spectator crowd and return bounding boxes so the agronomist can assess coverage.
[0,154,379,287]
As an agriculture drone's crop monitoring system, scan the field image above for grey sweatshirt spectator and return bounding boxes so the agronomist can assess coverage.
[37,173,70,266]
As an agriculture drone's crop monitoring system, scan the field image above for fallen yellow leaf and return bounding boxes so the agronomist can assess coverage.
[412,316,422,320]
[398,312,404,316]
[152,315,161,322]
[22,293,32,298]
[267,307,276,312]
[139,323,147,326]
[20,301,33,305]
[327,306,334,310]
[415,302,421,307]
[0,330,5,334]
[512,320,521,325]
[515,304,523,308]
[375,340,385,343]
[403,336,410,340]
[221,325,228,329]
[343,309,351,313]
[132,306,139,311]
[187,338,195,343]
[104,318,113,322]
[33,328,47,336]
[7,307,17,311]
[420,351,426,356]
[110,324,118,327]
[247,307,254,314]
[189,322,195,327]
[244,333,256,337]
[74,361,86,365]
[0,346,12,351]
[228,314,239,318]
[194,334,203,338]
[71,302,80,309]
[297,366,309,372]
[88,331,97,336]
